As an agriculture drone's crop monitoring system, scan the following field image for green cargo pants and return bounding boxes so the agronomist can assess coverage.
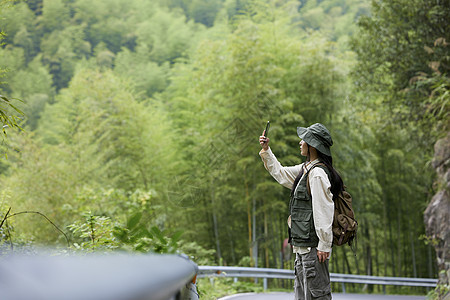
[294,248,332,300]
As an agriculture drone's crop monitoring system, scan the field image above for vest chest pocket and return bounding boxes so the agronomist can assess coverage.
[294,182,307,197]
[292,183,310,209]
[291,209,312,240]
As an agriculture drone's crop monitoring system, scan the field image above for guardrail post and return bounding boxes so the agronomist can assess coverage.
[263,278,268,291]
[233,277,238,283]
[341,282,346,294]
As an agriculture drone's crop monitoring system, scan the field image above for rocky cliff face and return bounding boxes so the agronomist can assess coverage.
[424,132,450,292]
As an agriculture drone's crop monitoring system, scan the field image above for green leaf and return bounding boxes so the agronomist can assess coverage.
[171,230,183,244]
[150,226,166,244]
[127,212,142,229]
[8,103,24,115]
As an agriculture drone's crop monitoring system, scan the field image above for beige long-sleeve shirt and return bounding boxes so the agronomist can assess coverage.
[259,147,334,253]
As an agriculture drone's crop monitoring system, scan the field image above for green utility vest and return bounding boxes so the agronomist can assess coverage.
[289,164,330,247]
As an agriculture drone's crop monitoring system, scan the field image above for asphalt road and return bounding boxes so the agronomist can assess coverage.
[219,292,426,300]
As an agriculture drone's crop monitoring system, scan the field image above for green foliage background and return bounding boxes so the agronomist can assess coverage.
[0,0,448,296]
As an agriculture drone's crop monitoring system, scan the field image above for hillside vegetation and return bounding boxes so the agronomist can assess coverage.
[1,0,448,296]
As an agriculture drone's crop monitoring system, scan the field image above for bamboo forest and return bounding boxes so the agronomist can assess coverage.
[0,0,448,299]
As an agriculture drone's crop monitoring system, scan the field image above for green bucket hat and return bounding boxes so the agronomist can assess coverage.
[297,123,333,156]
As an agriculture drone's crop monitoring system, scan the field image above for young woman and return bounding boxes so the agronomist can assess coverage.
[259,123,343,300]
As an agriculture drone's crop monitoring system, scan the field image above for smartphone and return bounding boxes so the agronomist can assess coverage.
[264,121,270,137]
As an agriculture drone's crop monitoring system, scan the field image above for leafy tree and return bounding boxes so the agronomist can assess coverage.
[8,55,54,130]
[38,0,70,32]
[0,2,35,46]
[40,24,91,89]
[92,42,115,69]
[12,27,34,60]
[296,0,370,50]
[135,8,206,64]
[187,0,223,27]
[0,45,25,74]
[38,68,179,190]
[352,0,449,137]
[114,46,169,97]
[349,0,444,283]
[73,0,151,53]
[0,1,25,140]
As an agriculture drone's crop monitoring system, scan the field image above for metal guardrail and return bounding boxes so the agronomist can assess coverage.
[0,252,198,300]
[198,266,438,292]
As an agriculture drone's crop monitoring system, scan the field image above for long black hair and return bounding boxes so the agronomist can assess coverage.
[290,144,344,199]
[317,151,344,199]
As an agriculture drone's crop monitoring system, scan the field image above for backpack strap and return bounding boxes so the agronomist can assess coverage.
[306,162,327,195]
